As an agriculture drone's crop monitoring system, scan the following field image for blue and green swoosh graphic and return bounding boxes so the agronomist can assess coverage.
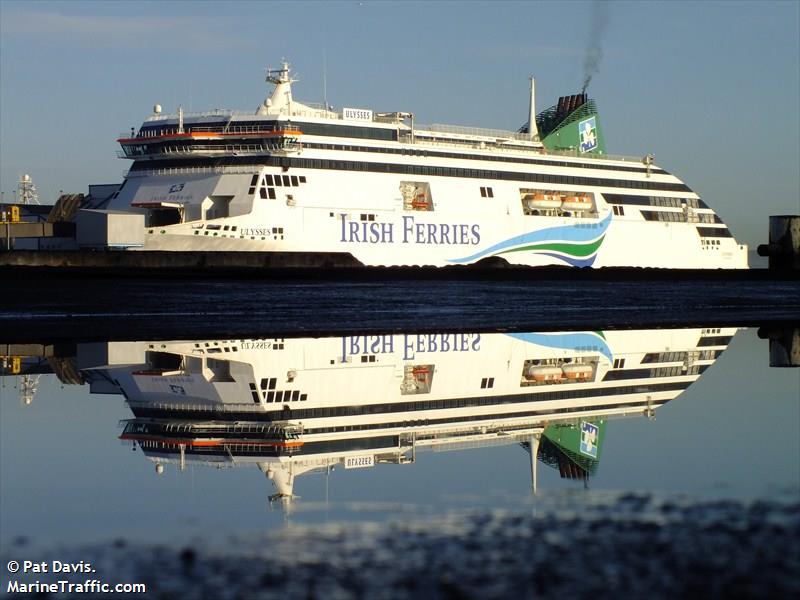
[448,213,612,267]
[507,331,613,362]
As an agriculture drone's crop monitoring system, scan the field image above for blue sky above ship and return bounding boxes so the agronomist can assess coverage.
[0,0,798,252]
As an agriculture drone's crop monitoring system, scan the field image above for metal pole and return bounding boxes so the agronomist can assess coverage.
[529,434,540,495]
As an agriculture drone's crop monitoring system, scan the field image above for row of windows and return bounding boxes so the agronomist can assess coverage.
[131,156,692,193]
[603,365,707,381]
[652,365,702,377]
[132,380,690,423]
[248,173,306,193]
[126,134,668,177]
[139,120,396,142]
[642,210,722,224]
[301,399,666,435]
[697,335,733,347]
[651,196,700,208]
[604,193,708,209]
[300,141,667,175]
[642,350,721,364]
[642,210,686,223]
[696,227,732,238]
[641,351,688,364]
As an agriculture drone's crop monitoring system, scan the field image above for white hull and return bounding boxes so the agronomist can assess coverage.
[113,166,748,269]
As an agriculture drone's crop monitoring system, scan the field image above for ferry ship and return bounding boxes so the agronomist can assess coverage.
[60,326,735,503]
[106,61,748,268]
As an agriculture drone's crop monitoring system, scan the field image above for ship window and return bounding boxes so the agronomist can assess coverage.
[265,175,274,186]
[291,176,298,186]
[268,188,276,200]
[480,187,487,198]
[132,157,689,193]
[299,176,306,183]
[250,174,258,186]
[266,392,275,403]
[292,391,300,401]
[282,175,291,186]
[300,394,307,401]
[274,177,282,187]
[260,188,267,199]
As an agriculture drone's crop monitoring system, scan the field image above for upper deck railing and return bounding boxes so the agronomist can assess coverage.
[133,103,651,165]
[425,123,535,142]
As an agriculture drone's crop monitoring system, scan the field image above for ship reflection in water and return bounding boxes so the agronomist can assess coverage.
[33,326,733,511]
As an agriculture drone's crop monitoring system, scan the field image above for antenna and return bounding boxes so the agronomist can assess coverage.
[18,174,39,205]
[323,50,328,110]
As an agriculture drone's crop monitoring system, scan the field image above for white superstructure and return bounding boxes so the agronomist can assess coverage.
[108,61,747,268]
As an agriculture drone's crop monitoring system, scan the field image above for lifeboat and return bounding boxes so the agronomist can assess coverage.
[411,193,430,210]
[525,193,562,210]
[525,365,563,383]
[562,194,593,211]
[561,363,594,380]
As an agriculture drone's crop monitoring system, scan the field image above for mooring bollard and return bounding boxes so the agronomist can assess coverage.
[757,215,800,269]
[758,325,800,368]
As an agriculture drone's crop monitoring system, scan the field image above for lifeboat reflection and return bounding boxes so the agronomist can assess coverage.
[99,327,735,506]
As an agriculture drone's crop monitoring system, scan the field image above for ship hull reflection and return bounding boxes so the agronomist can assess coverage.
[67,327,734,504]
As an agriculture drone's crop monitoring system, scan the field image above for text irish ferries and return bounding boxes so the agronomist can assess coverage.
[112,63,747,269]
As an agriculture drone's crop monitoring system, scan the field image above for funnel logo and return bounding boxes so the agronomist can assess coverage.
[579,421,599,457]
[168,183,185,194]
[579,117,598,153]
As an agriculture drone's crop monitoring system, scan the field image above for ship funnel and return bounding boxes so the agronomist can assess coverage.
[556,93,588,122]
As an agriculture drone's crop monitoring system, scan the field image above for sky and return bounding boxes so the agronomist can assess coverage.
[1,0,798,250]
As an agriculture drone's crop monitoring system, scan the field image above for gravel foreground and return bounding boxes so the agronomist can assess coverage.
[2,493,798,599]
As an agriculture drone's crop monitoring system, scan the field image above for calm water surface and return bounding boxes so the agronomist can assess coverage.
[1,325,797,549]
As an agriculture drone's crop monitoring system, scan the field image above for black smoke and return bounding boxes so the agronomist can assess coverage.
[581,1,611,94]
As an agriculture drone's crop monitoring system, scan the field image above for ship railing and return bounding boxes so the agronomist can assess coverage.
[136,142,301,156]
[124,165,263,178]
[141,102,397,125]
[144,109,235,122]
[407,136,651,164]
[539,147,650,163]
[123,124,303,140]
[425,123,535,142]
[127,401,266,413]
